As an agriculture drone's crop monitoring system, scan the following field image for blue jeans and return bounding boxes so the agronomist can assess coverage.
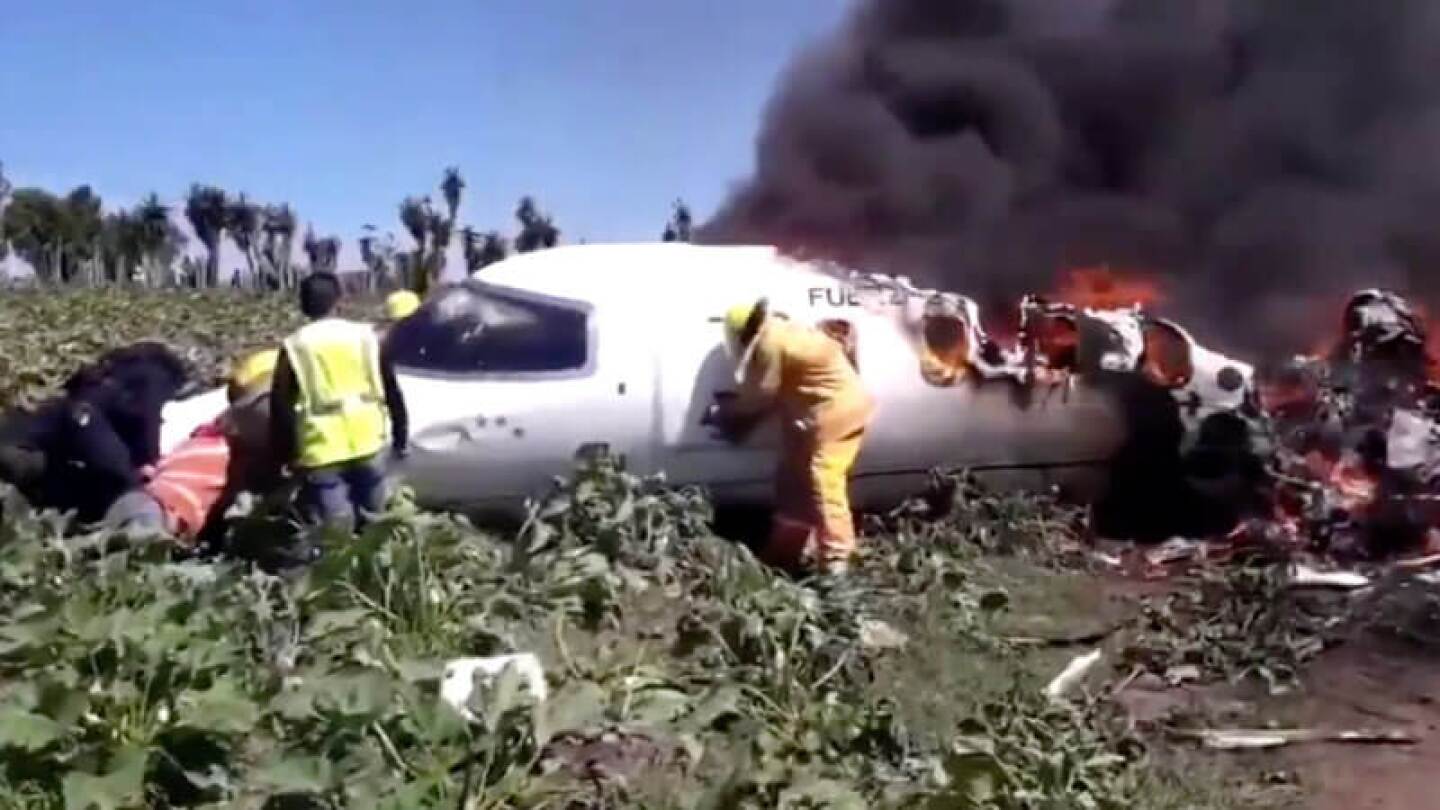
[298,454,388,532]
[102,489,169,536]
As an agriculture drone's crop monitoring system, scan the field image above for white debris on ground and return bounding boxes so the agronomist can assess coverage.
[1045,649,1104,702]
[1289,564,1372,590]
[440,653,547,723]
[1179,727,1418,751]
[858,618,910,651]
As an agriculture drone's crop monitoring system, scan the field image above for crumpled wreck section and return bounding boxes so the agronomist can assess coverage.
[1256,290,1440,563]
[920,276,1440,564]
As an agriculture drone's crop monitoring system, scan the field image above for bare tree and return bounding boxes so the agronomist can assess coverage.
[441,166,465,223]
[398,196,431,292]
[99,212,139,284]
[262,204,297,289]
[134,194,185,287]
[514,196,559,253]
[184,184,229,287]
[427,208,452,281]
[302,226,341,274]
[399,168,467,294]
[463,227,509,273]
[359,224,399,291]
[226,194,262,287]
[663,199,693,242]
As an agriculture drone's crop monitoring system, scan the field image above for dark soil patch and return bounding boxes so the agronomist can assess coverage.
[1276,636,1440,810]
[1113,620,1440,809]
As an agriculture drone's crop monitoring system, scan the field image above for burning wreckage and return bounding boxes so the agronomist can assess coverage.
[905,272,1440,565]
[1257,290,1440,562]
[1009,280,1440,564]
[802,262,1267,544]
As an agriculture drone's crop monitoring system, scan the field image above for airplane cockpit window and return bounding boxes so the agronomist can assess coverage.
[386,281,590,376]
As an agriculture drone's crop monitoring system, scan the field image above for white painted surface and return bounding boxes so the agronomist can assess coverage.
[162,243,1136,514]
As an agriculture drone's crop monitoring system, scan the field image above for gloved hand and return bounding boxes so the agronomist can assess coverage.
[712,408,763,445]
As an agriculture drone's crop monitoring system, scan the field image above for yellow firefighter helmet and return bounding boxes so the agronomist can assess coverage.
[723,298,769,356]
[228,348,279,404]
[384,290,421,322]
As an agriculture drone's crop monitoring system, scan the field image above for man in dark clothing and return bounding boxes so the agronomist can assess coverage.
[270,273,408,532]
[94,342,188,468]
[3,368,140,523]
[0,344,188,524]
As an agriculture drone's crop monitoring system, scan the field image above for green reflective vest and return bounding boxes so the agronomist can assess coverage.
[284,318,389,469]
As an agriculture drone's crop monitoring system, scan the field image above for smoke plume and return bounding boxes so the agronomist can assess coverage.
[700,0,1440,356]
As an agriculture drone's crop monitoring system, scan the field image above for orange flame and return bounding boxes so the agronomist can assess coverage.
[1258,376,1318,416]
[1414,301,1440,383]
[1303,451,1380,515]
[1053,266,1166,311]
[1429,332,1440,384]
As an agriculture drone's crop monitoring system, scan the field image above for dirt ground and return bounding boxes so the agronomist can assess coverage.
[1275,637,1440,810]
[1115,610,1440,809]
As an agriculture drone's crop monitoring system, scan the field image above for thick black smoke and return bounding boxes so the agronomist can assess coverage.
[700,0,1440,356]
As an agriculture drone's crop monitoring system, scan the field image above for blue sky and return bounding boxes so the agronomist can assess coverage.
[0,0,849,267]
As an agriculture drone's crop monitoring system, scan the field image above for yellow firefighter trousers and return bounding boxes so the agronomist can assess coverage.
[766,422,866,573]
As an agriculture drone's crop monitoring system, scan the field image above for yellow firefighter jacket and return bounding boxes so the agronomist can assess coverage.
[731,316,874,442]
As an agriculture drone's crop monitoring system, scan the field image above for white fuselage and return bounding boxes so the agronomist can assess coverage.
[162,244,1129,515]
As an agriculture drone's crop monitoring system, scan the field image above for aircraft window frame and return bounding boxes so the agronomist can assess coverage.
[386,279,598,382]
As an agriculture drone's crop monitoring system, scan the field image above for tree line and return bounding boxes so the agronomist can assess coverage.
[0,162,694,293]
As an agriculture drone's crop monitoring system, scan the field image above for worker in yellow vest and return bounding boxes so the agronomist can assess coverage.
[709,298,874,576]
[269,273,409,531]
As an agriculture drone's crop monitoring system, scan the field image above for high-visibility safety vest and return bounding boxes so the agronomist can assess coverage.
[283,318,390,469]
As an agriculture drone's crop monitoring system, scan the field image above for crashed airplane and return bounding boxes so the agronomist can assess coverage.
[159,243,1258,524]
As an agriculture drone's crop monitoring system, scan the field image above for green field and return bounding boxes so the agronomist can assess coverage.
[0,290,1291,809]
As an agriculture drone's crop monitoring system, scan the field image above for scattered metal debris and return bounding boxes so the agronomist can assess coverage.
[1176,727,1419,751]
[1395,553,1440,571]
[1045,649,1104,701]
[1289,564,1371,590]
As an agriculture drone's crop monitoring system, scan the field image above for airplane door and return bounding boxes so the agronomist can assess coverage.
[654,318,778,500]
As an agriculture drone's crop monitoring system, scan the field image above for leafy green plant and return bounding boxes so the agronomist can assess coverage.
[516,452,713,570]
[921,687,1196,810]
[1122,563,1340,691]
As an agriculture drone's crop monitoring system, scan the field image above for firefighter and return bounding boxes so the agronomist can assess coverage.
[710,298,874,575]
[270,273,409,532]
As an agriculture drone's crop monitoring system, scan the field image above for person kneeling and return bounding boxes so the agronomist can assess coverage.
[103,350,280,548]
